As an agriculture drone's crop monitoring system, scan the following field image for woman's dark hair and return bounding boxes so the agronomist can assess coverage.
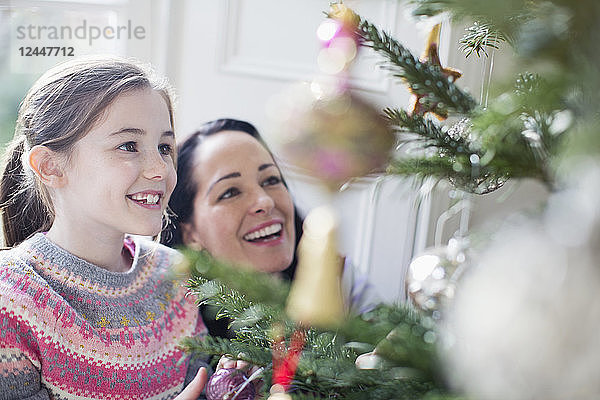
[0,56,175,247]
[162,118,302,280]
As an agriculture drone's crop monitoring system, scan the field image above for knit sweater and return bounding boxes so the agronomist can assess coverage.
[0,233,207,399]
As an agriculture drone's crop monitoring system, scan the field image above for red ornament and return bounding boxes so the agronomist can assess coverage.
[205,368,256,400]
[271,328,307,391]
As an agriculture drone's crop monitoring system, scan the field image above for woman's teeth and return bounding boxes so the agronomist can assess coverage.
[129,193,160,204]
[244,223,282,241]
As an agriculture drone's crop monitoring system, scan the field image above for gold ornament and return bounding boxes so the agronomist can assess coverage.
[274,87,395,191]
[267,384,292,400]
[285,206,345,328]
[409,23,462,120]
[328,2,361,30]
[267,393,292,400]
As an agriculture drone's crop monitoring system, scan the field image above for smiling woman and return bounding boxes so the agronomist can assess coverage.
[162,118,378,336]
[163,119,302,276]
[177,129,296,273]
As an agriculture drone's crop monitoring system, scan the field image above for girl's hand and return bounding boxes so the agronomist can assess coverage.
[174,367,207,400]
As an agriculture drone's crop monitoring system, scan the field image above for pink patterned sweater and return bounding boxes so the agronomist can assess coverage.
[0,233,207,399]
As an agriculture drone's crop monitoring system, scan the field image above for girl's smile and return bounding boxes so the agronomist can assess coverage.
[127,190,164,208]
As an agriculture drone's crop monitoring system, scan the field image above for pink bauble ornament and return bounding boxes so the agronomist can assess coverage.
[205,368,255,400]
[272,86,395,191]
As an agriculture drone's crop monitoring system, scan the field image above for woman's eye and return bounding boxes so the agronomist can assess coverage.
[159,143,173,156]
[118,142,137,152]
[218,187,241,201]
[262,175,282,187]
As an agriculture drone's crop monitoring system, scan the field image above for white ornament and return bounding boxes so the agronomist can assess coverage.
[442,220,600,399]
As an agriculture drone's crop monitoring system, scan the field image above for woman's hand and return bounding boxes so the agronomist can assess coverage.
[217,355,263,392]
[174,367,207,400]
[217,355,261,377]
[217,355,249,371]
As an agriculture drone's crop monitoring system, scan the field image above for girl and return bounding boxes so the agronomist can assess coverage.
[162,119,378,338]
[0,56,208,399]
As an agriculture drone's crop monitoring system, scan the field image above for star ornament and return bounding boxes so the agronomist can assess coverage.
[409,23,462,120]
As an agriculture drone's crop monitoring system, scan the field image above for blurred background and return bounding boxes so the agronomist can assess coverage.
[0,0,548,302]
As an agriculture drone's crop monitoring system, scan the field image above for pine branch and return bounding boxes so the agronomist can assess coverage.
[291,304,443,398]
[345,7,561,193]
[459,21,508,58]
[179,335,273,366]
[188,278,252,317]
[187,276,289,347]
[408,0,530,25]
[183,249,291,306]
[292,355,437,400]
[384,108,470,153]
[469,74,568,189]
[408,0,534,50]
[382,68,565,193]
[388,157,508,195]
[356,19,477,116]
[385,107,444,144]
[293,361,438,400]
[288,392,328,400]
[181,250,451,398]
[408,0,454,17]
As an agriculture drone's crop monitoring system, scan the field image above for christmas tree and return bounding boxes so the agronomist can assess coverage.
[181,0,600,399]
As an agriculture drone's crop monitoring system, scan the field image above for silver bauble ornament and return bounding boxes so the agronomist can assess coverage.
[405,238,468,319]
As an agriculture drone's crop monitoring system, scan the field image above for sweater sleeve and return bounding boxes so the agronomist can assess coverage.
[0,315,50,400]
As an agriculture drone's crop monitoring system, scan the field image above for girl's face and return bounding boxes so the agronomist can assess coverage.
[182,130,296,272]
[54,88,176,239]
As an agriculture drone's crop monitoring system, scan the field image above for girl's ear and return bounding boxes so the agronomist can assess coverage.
[181,222,204,251]
[28,145,67,188]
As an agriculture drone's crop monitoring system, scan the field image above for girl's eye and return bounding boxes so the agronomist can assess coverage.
[159,143,173,156]
[262,175,282,187]
[118,142,137,152]
[218,187,241,201]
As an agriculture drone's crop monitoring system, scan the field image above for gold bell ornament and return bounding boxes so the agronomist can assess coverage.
[285,205,345,328]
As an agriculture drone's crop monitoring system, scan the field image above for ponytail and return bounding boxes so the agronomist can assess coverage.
[0,136,52,247]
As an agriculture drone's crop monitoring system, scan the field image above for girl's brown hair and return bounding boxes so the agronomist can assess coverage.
[0,55,175,247]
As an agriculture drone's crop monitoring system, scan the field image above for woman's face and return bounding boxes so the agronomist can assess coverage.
[182,130,296,272]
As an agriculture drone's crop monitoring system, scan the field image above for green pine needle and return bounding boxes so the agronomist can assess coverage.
[356,18,477,115]
[179,335,273,367]
[459,21,508,57]
[183,248,291,306]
